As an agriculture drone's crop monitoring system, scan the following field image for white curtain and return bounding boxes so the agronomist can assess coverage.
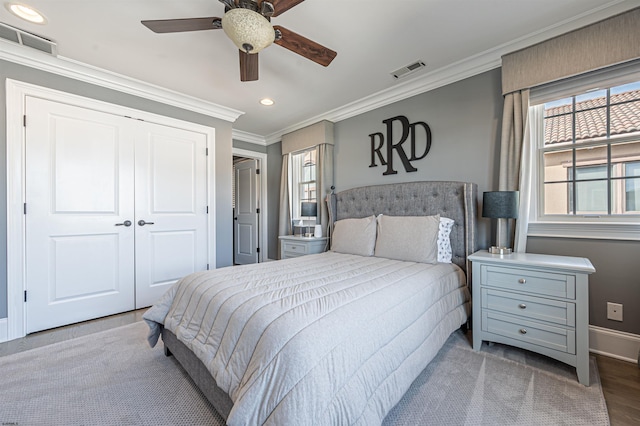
[498,89,530,251]
[316,143,334,237]
[278,154,291,238]
[514,104,543,252]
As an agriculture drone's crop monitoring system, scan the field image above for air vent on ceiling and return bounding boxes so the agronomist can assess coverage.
[0,22,57,56]
[391,60,426,79]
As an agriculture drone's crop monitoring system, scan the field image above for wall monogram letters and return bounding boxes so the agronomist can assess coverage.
[369,115,432,175]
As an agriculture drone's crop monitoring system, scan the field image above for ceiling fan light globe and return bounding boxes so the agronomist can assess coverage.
[222,8,274,54]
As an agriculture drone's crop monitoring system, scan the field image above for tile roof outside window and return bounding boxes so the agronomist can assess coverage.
[544,89,640,144]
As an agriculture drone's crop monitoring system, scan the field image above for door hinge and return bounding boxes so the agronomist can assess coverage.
[23,203,27,215]
[23,115,27,127]
[24,290,27,302]
[256,168,260,174]
[257,247,260,253]
[206,263,210,270]
[206,206,209,214]
[256,208,260,214]
[206,148,209,156]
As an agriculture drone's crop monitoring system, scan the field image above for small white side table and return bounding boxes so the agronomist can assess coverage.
[279,235,328,260]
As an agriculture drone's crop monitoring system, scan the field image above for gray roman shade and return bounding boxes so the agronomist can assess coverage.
[281,120,334,154]
[502,7,640,95]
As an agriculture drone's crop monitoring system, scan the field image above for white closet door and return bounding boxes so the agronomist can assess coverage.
[133,122,208,308]
[25,97,136,333]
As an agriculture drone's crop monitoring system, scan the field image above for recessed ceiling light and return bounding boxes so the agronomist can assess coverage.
[260,98,274,106]
[5,2,47,24]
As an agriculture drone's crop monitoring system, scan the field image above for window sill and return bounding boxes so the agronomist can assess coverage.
[528,221,640,241]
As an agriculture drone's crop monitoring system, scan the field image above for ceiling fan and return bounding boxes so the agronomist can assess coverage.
[141,0,337,82]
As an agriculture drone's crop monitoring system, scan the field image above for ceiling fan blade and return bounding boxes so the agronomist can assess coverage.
[273,25,336,67]
[271,0,305,17]
[141,17,222,33]
[239,50,259,81]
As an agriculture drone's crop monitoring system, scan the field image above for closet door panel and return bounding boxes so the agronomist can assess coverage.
[134,122,208,308]
[25,97,136,333]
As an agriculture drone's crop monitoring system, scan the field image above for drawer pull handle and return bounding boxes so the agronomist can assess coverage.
[291,246,297,249]
[518,303,527,309]
[518,278,526,284]
[519,328,527,334]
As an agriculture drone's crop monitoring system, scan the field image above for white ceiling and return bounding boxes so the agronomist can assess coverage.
[1,0,639,141]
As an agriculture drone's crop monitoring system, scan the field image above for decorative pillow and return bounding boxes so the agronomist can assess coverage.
[374,214,440,264]
[330,215,377,256]
[437,217,455,263]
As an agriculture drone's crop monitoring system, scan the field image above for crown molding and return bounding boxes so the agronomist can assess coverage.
[262,0,639,145]
[232,129,267,145]
[0,39,244,123]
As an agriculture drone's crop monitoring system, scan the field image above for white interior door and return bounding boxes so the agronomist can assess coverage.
[24,97,209,332]
[234,159,259,265]
[25,97,136,333]
[133,122,208,308]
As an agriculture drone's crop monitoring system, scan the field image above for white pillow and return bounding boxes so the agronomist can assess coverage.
[330,215,377,256]
[438,217,455,263]
[374,214,440,264]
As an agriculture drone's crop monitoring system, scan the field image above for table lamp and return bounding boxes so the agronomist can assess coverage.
[301,202,317,237]
[482,191,519,255]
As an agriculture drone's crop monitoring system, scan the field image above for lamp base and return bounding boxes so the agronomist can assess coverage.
[489,246,512,255]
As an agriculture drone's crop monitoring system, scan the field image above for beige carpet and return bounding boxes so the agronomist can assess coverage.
[0,321,609,425]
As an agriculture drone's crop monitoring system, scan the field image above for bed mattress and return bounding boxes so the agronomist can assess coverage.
[144,251,470,425]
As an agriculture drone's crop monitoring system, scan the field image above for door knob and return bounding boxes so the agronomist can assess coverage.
[138,220,155,226]
[115,220,132,227]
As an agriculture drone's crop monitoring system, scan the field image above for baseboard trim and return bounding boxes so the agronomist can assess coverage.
[0,318,8,343]
[589,325,640,364]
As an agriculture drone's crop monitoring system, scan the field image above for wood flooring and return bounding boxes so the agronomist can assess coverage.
[1,310,638,425]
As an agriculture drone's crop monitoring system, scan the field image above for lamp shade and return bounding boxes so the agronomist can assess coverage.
[482,191,519,219]
[222,8,275,54]
[301,202,317,218]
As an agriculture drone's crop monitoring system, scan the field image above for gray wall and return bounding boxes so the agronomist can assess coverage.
[527,237,640,334]
[265,66,639,335]
[0,59,234,319]
[233,139,267,154]
[332,69,503,247]
[266,142,283,260]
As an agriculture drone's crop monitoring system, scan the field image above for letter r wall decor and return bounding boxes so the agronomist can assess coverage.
[368,115,432,175]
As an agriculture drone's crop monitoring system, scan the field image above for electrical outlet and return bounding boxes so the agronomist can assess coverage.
[607,302,623,322]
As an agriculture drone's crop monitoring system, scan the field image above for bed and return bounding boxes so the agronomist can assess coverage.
[144,180,477,425]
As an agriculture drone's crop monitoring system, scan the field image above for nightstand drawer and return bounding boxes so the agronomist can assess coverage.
[481,265,576,299]
[482,310,576,354]
[282,241,308,255]
[482,288,575,326]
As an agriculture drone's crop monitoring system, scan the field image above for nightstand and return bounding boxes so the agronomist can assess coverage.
[469,250,595,385]
[279,235,328,260]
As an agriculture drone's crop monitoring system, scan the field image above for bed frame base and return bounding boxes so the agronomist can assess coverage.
[162,328,232,420]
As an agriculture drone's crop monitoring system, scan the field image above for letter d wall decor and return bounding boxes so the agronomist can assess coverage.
[369,115,432,176]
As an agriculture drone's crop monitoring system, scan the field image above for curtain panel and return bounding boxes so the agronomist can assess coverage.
[277,154,291,238]
[316,143,334,238]
[497,90,530,251]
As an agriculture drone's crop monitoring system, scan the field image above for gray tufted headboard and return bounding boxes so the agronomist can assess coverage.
[327,181,478,279]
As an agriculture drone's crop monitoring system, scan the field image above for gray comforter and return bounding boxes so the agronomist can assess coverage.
[144,251,470,425]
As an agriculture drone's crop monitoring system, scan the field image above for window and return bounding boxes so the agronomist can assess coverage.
[538,80,640,220]
[290,148,316,220]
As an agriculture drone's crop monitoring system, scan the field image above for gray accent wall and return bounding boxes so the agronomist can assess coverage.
[266,142,283,260]
[265,67,639,335]
[332,69,503,248]
[0,59,234,319]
